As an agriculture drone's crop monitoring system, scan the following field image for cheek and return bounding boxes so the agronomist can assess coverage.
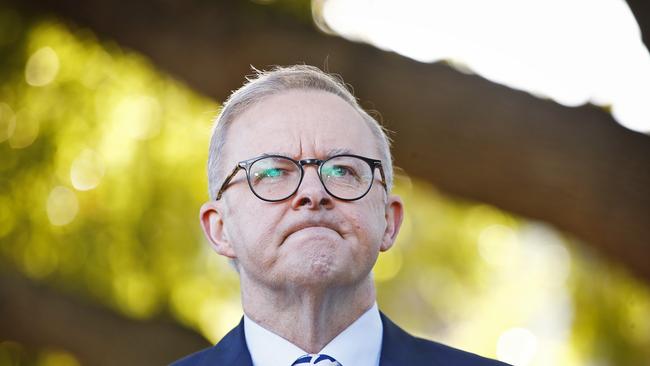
[346,207,386,250]
[226,201,284,257]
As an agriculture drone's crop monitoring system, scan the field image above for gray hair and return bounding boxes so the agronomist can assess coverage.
[207,65,394,200]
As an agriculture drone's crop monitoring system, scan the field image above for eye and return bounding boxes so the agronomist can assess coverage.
[323,165,355,178]
[333,165,348,177]
[254,167,285,181]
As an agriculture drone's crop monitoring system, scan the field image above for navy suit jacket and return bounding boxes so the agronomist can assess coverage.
[171,312,510,366]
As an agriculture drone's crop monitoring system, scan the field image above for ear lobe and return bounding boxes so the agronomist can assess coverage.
[379,195,404,252]
[200,201,237,259]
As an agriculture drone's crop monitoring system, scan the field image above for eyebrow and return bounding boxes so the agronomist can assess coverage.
[325,148,354,157]
[261,152,291,156]
[261,148,355,159]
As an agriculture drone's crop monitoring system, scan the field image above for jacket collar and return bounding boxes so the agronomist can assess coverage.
[197,317,254,366]
[188,312,417,366]
[378,312,421,366]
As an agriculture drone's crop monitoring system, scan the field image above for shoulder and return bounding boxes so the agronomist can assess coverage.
[169,318,252,366]
[169,346,214,366]
[380,313,510,366]
[410,336,510,366]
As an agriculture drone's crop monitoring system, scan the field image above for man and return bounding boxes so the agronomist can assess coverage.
[173,65,509,366]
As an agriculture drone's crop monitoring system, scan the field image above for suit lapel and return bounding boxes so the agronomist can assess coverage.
[379,312,422,366]
[199,318,253,366]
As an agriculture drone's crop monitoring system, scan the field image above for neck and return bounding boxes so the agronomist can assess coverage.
[240,274,376,353]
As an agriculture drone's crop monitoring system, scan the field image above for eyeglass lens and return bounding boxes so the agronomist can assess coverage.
[248,156,374,201]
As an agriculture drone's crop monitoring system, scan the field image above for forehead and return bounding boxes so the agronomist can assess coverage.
[225,89,379,160]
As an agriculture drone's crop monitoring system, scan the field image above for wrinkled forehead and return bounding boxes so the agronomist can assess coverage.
[223,90,381,161]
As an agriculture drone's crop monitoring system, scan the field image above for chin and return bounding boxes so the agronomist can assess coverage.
[282,255,336,284]
[288,260,367,290]
[290,251,333,276]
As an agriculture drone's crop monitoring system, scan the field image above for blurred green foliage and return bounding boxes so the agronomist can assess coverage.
[0,343,78,366]
[1,7,649,366]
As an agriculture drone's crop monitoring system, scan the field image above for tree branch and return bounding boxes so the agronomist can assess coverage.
[0,270,210,366]
[8,0,650,284]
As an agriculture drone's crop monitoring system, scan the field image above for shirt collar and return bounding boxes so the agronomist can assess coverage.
[244,302,383,366]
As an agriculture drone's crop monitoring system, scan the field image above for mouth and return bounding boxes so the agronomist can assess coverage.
[283,222,342,242]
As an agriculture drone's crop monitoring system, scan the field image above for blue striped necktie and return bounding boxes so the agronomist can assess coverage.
[291,353,343,366]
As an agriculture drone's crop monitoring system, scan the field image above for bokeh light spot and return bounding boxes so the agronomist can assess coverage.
[8,109,39,149]
[519,223,572,287]
[38,349,80,366]
[0,103,17,142]
[113,272,160,319]
[112,95,162,140]
[478,224,519,268]
[70,149,105,191]
[46,186,79,226]
[25,46,60,86]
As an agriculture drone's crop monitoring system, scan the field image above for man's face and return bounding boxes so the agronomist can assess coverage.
[201,90,403,291]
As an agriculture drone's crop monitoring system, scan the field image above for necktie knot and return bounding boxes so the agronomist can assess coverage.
[291,353,342,365]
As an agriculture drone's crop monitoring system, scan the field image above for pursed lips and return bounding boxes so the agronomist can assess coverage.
[284,221,342,241]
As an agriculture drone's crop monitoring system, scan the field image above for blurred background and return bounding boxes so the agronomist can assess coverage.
[1,1,649,365]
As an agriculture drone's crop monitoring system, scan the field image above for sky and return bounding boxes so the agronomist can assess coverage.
[319,0,650,134]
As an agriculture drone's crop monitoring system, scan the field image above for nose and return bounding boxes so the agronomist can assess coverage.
[290,166,333,210]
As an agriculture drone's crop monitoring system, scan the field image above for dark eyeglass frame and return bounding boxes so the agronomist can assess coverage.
[215,154,387,202]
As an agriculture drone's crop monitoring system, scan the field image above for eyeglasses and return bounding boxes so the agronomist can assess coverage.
[215,154,387,202]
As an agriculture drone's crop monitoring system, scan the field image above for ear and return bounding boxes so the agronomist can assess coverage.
[379,195,404,252]
[199,201,237,259]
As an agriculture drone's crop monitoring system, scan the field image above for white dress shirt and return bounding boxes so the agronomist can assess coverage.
[244,302,383,366]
